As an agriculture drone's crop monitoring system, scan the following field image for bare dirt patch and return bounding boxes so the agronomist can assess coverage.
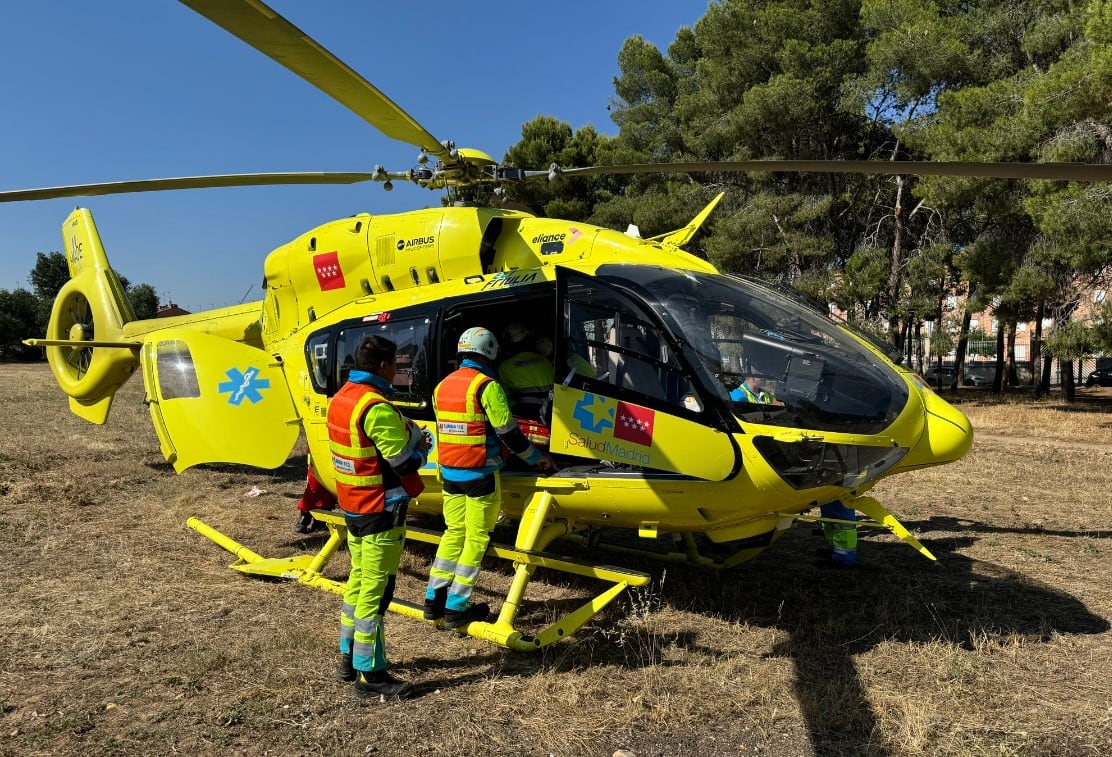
[1,364,1110,756]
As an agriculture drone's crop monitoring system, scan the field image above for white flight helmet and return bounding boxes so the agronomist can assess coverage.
[457,327,499,360]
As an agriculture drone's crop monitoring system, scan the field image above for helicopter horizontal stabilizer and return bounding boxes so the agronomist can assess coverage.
[648,192,725,248]
[25,338,140,349]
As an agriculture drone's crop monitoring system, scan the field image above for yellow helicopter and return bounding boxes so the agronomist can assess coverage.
[6,0,1111,651]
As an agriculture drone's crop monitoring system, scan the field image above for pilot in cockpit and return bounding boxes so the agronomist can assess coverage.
[730,369,774,404]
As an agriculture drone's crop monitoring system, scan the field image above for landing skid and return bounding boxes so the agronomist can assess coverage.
[187,492,649,651]
[563,529,781,571]
[560,494,934,569]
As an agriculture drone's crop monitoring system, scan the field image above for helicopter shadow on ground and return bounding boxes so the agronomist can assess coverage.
[647,526,1109,757]
[287,515,1109,748]
[899,515,1112,541]
[385,541,700,681]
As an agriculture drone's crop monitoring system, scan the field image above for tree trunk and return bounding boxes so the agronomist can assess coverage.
[953,282,976,389]
[953,309,973,392]
[1005,320,1019,388]
[886,176,906,348]
[1063,358,1076,402]
[992,321,1006,393]
[914,320,924,373]
[902,319,912,366]
[1033,303,1044,397]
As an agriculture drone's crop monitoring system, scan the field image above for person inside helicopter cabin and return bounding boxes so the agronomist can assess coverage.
[729,371,774,404]
[538,333,597,382]
[423,327,557,630]
[497,323,555,421]
[328,334,431,700]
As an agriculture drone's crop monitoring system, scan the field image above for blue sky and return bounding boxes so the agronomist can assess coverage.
[0,1,708,312]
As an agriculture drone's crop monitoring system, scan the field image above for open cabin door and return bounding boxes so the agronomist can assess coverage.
[549,268,738,480]
[140,329,300,472]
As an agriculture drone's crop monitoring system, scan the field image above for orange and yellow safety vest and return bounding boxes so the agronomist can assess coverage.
[327,382,389,516]
[433,367,493,469]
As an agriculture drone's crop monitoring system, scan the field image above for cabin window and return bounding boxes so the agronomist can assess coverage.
[305,332,330,390]
[334,318,432,410]
[155,340,201,400]
[304,317,432,411]
[593,265,910,434]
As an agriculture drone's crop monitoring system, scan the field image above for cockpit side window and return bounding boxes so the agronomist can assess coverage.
[562,279,705,414]
[594,265,910,434]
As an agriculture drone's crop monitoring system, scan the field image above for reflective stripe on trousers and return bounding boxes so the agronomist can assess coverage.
[340,524,405,672]
[426,476,501,612]
[821,500,858,565]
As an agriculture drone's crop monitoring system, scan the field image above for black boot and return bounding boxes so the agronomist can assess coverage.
[295,511,315,534]
[444,602,490,630]
[422,587,447,621]
[354,669,413,700]
[337,653,356,682]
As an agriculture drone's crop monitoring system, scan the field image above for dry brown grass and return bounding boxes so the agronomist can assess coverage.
[1,363,1110,756]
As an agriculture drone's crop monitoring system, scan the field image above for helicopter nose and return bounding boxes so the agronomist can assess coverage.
[899,389,974,470]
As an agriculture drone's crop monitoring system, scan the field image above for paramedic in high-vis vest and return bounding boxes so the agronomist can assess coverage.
[423,327,557,629]
[497,323,555,421]
[328,335,431,700]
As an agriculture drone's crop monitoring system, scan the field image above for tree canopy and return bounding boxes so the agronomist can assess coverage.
[0,252,159,359]
[501,0,1111,379]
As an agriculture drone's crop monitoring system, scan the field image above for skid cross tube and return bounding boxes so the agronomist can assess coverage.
[187,493,649,650]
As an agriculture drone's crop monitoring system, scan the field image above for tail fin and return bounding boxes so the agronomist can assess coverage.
[648,192,725,248]
[39,208,140,424]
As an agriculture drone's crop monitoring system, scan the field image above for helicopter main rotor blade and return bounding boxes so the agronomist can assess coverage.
[178,0,451,160]
[554,160,1112,182]
[0,172,378,203]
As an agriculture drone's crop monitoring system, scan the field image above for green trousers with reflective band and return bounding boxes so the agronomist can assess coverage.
[821,500,858,565]
[340,524,405,672]
[426,478,501,612]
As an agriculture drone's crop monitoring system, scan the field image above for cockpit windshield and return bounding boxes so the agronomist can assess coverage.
[596,265,909,435]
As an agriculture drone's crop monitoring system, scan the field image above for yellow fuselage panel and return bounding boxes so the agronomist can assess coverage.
[258,206,722,344]
[139,328,300,472]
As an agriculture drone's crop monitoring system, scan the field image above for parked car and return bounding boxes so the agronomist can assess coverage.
[1085,367,1112,387]
[922,366,957,386]
[963,365,994,386]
